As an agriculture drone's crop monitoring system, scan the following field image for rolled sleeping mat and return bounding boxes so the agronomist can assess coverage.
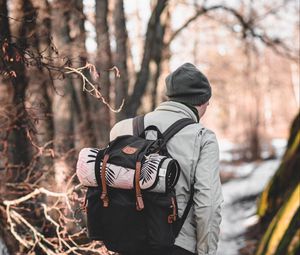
[76,148,135,189]
[149,157,180,193]
[76,148,180,193]
[76,148,99,187]
[139,154,181,193]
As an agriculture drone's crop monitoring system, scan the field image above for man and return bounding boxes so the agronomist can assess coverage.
[110,63,223,255]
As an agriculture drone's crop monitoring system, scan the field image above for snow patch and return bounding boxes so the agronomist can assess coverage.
[217,159,280,255]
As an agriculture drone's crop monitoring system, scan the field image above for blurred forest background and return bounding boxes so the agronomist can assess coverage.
[0,0,299,254]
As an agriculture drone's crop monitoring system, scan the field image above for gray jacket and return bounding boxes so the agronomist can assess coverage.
[110,101,223,255]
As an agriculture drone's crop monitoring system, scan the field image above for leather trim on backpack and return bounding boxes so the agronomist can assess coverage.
[135,161,144,210]
[101,154,110,207]
[122,146,138,155]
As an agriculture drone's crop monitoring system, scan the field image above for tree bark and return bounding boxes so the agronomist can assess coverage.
[51,0,75,190]
[125,0,168,117]
[150,6,171,111]
[112,0,129,122]
[6,0,36,179]
[0,0,11,49]
[243,40,262,161]
[0,0,11,170]
[70,0,97,149]
[0,0,36,251]
[28,0,54,174]
[94,0,112,146]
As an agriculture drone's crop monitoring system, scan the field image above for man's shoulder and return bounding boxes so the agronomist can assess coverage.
[200,127,219,148]
[202,127,217,137]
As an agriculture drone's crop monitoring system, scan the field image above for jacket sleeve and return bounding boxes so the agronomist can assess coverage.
[193,130,223,255]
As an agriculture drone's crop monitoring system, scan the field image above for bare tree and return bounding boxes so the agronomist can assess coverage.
[150,6,171,111]
[70,0,97,149]
[94,0,112,146]
[28,0,54,172]
[51,0,75,190]
[113,0,129,122]
[0,0,38,251]
[5,0,37,179]
[125,0,168,117]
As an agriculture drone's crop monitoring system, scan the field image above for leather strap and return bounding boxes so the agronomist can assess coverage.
[100,154,110,207]
[174,186,194,237]
[135,161,144,210]
[168,196,177,223]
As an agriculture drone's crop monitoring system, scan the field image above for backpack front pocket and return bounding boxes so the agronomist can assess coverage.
[86,187,105,240]
[144,191,178,249]
[100,189,147,253]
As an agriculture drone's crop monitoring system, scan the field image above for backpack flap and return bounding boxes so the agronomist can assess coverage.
[94,134,158,210]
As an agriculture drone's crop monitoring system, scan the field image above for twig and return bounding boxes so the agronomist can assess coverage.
[64,63,125,113]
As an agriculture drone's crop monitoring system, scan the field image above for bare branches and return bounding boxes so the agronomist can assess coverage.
[166,4,299,61]
[0,119,113,253]
[1,186,112,254]
[65,63,124,113]
[0,37,125,112]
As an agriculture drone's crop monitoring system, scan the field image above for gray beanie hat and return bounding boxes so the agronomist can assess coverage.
[165,63,211,105]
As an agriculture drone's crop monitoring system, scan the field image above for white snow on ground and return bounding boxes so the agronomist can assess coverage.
[271,139,287,158]
[221,160,280,205]
[216,138,286,255]
[217,159,280,255]
[219,138,287,162]
[217,159,281,255]
[221,162,258,178]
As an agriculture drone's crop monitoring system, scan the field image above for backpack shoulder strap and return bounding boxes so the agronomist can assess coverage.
[132,115,145,136]
[133,116,195,140]
[162,118,196,236]
[174,186,194,237]
[161,118,196,145]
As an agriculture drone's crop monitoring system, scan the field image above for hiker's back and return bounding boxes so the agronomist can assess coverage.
[111,101,212,253]
[110,63,223,255]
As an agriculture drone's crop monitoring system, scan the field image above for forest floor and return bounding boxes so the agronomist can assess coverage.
[0,140,286,255]
[217,139,286,255]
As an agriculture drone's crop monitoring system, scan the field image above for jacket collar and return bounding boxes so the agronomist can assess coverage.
[155,101,199,122]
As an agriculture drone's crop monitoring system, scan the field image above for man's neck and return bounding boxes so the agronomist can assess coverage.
[179,102,200,122]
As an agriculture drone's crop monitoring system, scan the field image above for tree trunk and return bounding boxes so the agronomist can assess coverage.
[112,0,129,122]
[70,0,97,149]
[0,0,10,50]
[150,6,170,111]
[0,0,36,251]
[28,0,54,178]
[0,0,11,170]
[125,0,168,117]
[51,0,75,191]
[242,41,262,161]
[6,0,37,180]
[94,0,112,146]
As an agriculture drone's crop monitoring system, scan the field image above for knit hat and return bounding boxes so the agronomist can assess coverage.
[165,63,211,105]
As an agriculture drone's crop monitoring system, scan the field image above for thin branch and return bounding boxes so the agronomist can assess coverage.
[1,185,109,254]
[166,4,298,61]
[65,63,125,113]
[167,5,225,44]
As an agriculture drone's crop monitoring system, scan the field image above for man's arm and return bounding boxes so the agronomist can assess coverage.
[193,130,223,255]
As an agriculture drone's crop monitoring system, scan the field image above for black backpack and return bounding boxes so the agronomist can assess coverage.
[83,116,195,253]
